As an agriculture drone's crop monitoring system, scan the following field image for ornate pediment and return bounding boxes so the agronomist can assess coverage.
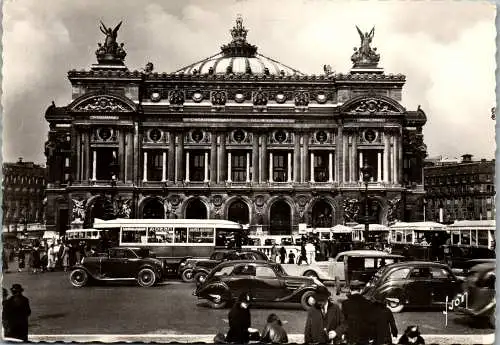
[342,96,404,115]
[70,93,137,113]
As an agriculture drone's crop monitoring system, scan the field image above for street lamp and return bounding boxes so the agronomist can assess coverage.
[361,163,373,243]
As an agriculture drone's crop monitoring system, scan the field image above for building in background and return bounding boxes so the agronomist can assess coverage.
[44,17,428,236]
[424,154,495,223]
[2,158,46,243]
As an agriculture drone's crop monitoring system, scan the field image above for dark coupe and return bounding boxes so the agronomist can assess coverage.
[179,249,268,283]
[193,250,268,285]
[194,260,330,310]
[69,247,164,288]
[363,261,462,313]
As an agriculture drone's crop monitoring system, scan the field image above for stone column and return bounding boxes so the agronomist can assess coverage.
[303,133,309,182]
[261,134,268,182]
[133,123,140,185]
[377,151,382,182]
[75,132,81,181]
[175,133,184,182]
[246,152,251,183]
[359,150,364,182]
[352,133,358,182]
[392,136,398,184]
[343,133,348,183]
[336,126,343,183]
[220,133,227,182]
[398,134,403,185]
[383,132,390,183]
[287,152,292,182]
[310,152,315,183]
[168,132,175,181]
[143,151,148,182]
[204,151,209,182]
[328,152,333,182]
[252,134,259,183]
[227,152,232,183]
[162,151,167,182]
[210,132,217,183]
[185,151,190,182]
[83,131,90,181]
[294,133,300,183]
[92,150,97,181]
[269,152,273,182]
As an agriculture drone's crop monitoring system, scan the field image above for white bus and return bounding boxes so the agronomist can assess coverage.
[446,220,496,249]
[92,218,244,273]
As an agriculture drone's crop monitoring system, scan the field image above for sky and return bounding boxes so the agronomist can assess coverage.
[1,0,496,165]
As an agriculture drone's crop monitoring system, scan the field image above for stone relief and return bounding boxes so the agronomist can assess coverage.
[72,199,86,222]
[343,198,360,223]
[76,96,129,112]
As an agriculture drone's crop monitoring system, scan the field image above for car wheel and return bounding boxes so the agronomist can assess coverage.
[137,268,156,287]
[207,295,228,309]
[181,268,195,283]
[300,290,317,310]
[70,268,88,288]
[194,272,208,287]
[386,297,404,313]
[303,270,319,279]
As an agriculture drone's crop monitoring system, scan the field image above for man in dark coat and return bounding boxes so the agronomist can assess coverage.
[304,293,344,344]
[226,292,251,344]
[279,246,287,264]
[4,284,31,341]
[372,298,398,344]
[340,280,376,344]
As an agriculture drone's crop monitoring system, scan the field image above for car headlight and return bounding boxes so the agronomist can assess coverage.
[179,262,187,267]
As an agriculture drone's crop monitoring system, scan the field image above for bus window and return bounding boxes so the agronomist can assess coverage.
[188,227,214,243]
[478,231,489,246]
[148,227,173,243]
[175,228,188,243]
[462,231,471,246]
[122,227,147,244]
[405,231,413,243]
[215,228,239,248]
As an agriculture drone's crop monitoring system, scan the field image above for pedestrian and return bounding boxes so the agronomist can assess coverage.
[260,313,288,344]
[297,243,308,265]
[47,243,57,271]
[279,246,286,264]
[2,288,10,335]
[2,248,9,272]
[3,284,31,342]
[340,280,376,344]
[398,326,425,345]
[17,248,25,272]
[288,251,296,264]
[270,244,278,263]
[306,241,316,264]
[304,293,344,344]
[69,243,77,267]
[371,297,398,344]
[61,242,70,272]
[226,292,252,344]
[32,245,41,274]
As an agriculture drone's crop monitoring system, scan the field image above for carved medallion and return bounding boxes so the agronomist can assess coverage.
[254,195,265,207]
[232,129,246,143]
[315,131,328,144]
[149,129,162,142]
[211,90,227,106]
[363,129,377,143]
[192,91,204,103]
[192,130,204,143]
[169,195,181,206]
[275,93,287,104]
[212,195,223,207]
[274,130,287,143]
[294,91,309,107]
[253,89,268,106]
[169,89,185,105]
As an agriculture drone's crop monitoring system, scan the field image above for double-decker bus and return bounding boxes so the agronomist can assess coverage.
[91,218,244,275]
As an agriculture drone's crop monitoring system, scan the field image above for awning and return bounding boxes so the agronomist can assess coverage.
[331,225,353,234]
[352,224,390,231]
[42,231,60,239]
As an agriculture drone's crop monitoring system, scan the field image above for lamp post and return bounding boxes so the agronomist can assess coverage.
[361,163,373,243]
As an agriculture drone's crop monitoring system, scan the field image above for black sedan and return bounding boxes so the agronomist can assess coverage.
[363,261,462,313]
[69,247,164,288]
[193,260,330,310]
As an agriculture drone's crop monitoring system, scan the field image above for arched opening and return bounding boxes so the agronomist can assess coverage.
[311,199,334,228]
[269,200,292,235]
[142,199,164,219]
[84,196,115,228]
[185,198,208,219]
[228,200,250,224]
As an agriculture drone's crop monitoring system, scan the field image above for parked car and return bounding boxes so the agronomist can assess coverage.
[194,260,330,310]
[192,250,268,285]
[69,247,164,288]
[457,262,495,327]
[363,261,462,313]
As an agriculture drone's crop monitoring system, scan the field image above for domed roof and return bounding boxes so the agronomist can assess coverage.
[174,16,304,77]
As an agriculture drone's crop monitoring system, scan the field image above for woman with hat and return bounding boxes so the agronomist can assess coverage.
[398,326,425,345]
[4,283,31,341]
[226,292,252,344]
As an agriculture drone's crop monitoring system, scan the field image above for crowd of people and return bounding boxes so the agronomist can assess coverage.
[216,284,425,345]
[2,239,94,274]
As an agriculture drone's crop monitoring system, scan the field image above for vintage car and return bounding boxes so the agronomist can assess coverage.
[363,261,462,313]
[193,260,330,310]
[192,250,268,285]
[282,249,397,282]
[457,261,495,327]
[69,247,164,288]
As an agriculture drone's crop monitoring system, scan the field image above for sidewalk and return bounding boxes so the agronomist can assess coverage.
[28,333,495,344]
